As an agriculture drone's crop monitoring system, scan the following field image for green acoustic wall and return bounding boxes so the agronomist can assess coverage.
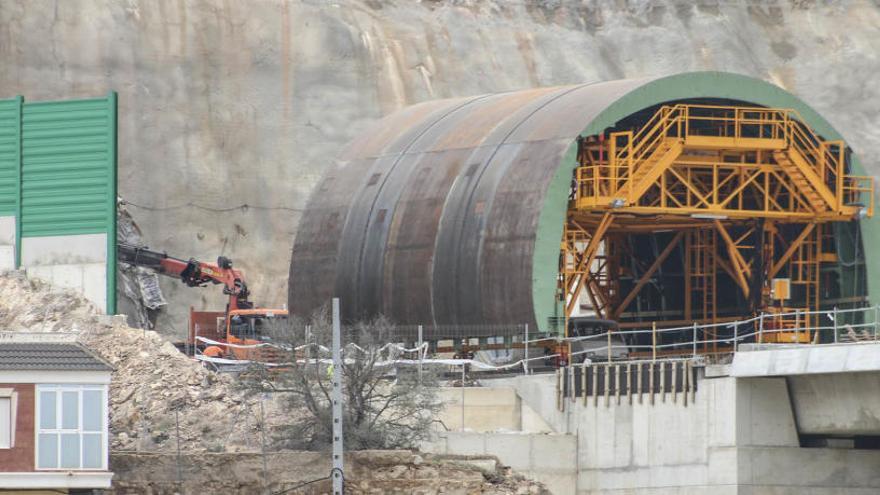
[0,97,21,218]
[0,93,117,314]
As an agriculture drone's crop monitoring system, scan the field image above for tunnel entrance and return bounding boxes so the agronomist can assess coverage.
[559,101,874,351]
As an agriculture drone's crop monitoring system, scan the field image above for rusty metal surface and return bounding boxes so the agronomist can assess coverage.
[289,78,653,326]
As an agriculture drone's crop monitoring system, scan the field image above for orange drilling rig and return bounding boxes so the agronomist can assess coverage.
[118,243,288,365]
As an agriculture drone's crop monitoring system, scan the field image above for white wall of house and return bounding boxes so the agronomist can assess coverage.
[0,368,112,489]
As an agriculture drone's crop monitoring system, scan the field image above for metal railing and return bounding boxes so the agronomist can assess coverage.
[182,305,879,374]
[574,103,873,215]
[561,305,880,363]
[843,175,874,217]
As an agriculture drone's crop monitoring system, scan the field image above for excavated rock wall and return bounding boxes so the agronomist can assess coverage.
[1,1,878,334]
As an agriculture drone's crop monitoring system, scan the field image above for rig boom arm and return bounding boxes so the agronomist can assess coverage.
[118,243,252,311]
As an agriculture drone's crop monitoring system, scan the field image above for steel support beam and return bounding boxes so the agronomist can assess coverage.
[714,220,751,298]
[566,211,614,317]
[769,223,817,279]
[613,231,685,319]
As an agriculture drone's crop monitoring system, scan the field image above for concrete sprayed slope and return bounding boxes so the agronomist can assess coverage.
[290,72,876,328]
[2,1,880,334]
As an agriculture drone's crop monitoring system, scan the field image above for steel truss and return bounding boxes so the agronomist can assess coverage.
[561,104,874,341]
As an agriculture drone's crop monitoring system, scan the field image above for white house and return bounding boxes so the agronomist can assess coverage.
[0,334,113,492]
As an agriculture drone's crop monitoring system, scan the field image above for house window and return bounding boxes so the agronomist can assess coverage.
[0,388,15,449]
[0,397,10,449]
[36,385,106,470]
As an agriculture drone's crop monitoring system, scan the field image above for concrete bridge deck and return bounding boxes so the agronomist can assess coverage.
[427,342,880,494]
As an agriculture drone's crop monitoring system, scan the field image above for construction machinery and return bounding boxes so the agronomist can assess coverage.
[118,243,288,365]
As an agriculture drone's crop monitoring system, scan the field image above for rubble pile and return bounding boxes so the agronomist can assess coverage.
[0,273,97,332]
[346,452,550,495]
[0,272,259,452]
[0,272,549,493]
[108,450,550,494]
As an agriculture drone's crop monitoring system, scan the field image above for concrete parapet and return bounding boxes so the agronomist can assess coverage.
[731,341,880,377]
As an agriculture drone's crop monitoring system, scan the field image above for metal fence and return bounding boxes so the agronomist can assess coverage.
[191,305,880,380]
[564,305,880,363]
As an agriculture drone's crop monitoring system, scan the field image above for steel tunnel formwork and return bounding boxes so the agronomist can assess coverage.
[289,72,875,334]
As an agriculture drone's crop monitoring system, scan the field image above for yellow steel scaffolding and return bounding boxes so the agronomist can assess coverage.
[561,104,874,340]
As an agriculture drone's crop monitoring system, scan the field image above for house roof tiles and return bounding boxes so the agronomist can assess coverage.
[0,342,113,371]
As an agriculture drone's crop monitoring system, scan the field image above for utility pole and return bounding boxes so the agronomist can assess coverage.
[331,298,344,495]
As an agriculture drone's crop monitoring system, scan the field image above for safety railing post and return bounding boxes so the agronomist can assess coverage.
[692,322,697,357]
[626,134,633,199]
[836,142,844,211]
[733,321,738,353]
[833,307,838,344]
[874,305,880,340]
[758,312,765,343]
[652,321,657,362]
[461,364,466,431]
[627,133,633,193]
[523,323,529,375]
[684,106,689,138]
[609,134,617,196]
[607,330,612,364]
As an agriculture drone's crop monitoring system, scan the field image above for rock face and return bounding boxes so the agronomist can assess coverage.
[1,1,879,335]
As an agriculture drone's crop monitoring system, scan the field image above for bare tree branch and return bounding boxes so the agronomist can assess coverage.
[239,309,442,451]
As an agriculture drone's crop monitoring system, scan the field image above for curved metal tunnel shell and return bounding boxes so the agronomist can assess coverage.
[289,72,875,328]
[289,78,649,326]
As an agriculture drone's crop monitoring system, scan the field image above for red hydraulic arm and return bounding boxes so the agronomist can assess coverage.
[118,243,253,311]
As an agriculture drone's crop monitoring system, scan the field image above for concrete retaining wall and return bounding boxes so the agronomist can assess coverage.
[0,216,108,311]
[0,216,14,271]
[487,363,880,494]
[21,233,107,310]
[435,386,552,433]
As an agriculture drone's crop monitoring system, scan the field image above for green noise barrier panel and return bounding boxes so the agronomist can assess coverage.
[0,93,117,314]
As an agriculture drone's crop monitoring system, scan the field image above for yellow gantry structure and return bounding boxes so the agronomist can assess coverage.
[561,104,874,344]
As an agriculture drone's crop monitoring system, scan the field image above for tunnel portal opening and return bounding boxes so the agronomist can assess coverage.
[558,100,873,353]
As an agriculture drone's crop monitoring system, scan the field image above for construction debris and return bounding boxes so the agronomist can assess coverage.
[0,272,547,493]
[108,450,549,494]
[0,272,259,452]
[117,201,167,329]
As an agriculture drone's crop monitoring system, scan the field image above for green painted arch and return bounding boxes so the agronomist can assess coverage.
[532,71,874,330]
